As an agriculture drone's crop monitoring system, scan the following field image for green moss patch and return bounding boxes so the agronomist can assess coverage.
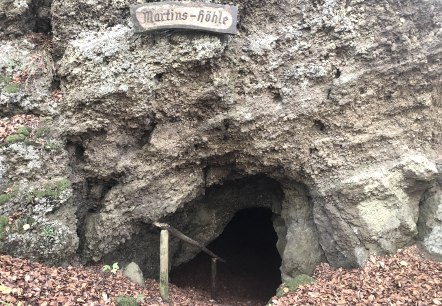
[34,126,50,138]
[43,141,61,152]
[3,83,20,94]
[0,215,8,240]
[275,274,315,297]
[16,127,29,136]
[0,75,11,84]
[4,127,30,144]
[114,296,138,306]
[30,178,71,200]
[0,188,17,205]
[0,194,11,205]
[5,133,26,144]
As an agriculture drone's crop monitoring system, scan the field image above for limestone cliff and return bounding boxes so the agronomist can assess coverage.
[0,0,441,281]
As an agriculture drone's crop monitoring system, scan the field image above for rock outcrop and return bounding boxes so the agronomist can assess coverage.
[0,0,441,281]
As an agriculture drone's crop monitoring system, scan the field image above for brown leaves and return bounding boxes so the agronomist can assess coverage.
[272,246,442,306]
[50,89,64,103]
[0,255,222,306]
[1,246,440,305]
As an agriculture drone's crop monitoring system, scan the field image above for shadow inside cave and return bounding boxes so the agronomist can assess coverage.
[170,207,282,303]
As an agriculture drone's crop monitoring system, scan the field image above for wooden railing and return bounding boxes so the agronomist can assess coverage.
[153,222,226,302]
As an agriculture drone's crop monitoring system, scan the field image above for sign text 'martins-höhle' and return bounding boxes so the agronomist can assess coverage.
[130,2,238,34]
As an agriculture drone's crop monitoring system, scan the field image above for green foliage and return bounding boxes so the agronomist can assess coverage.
[0,194,11,205]
[0,215,35,248]
[3,126,29,145]
[136,293,144,303]
[16,126,29,136]
[0,75,11,85]
[0,215,8,240]
[0,215,35,251]
[14,216,34,233]
[30,178,71,200]
[43,141,61,152]
[40,224,55,238]
[3,83,20,94]
[0,71,20,94]
[34,126,50,138]
[275,274,315,297]
[114,296,138,306]
[0,188,17,205]
[5,133,26,144]
[102,262,119,274]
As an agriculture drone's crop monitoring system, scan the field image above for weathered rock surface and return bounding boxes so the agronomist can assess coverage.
[418,163,442,260]
[0,19,77,264]
[0,0,51,39]
[0,0,441,282]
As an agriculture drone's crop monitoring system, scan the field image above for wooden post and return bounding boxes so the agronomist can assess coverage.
[211,258,217,300]
[160,229,169,302]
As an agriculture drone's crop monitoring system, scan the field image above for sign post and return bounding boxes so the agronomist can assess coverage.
[130,2,238,34]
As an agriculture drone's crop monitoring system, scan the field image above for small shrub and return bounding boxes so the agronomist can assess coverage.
[102,262,119,274]
[114,295,138,306]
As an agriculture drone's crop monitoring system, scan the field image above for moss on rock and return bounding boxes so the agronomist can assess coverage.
[5,133,26,144]
[16,126,29,136]
[30,178,71,200]
[0,188,17,205]
[0,193,11,205]
[0,215,8,240]
[3,83,20,94]
[34,126,50,138]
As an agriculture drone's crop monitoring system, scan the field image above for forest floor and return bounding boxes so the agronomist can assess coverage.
[0,246,441,306]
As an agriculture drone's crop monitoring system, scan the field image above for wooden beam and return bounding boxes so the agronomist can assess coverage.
[159,229,169,302]
[211,258,217,299]
[153,222,226,263]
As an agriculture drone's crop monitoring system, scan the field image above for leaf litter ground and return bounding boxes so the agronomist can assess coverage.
[0,246,440,305]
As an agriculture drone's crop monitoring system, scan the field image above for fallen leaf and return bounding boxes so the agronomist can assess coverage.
[399,261,408,266]
[0,285,13,294]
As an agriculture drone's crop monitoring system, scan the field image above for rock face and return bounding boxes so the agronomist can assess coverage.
[418,163,442,260]
[0,0,441,282]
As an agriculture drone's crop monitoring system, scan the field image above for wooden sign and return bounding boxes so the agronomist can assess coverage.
[130,2,238,34]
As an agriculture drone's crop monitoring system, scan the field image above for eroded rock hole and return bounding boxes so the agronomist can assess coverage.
[334,68,341,78]
[32,0,53,34]
[170,207,281,303]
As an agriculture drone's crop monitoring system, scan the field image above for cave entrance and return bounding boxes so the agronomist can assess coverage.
[170,207,281,303]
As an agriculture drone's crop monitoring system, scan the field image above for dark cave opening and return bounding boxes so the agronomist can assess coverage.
[170,207,282,303]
